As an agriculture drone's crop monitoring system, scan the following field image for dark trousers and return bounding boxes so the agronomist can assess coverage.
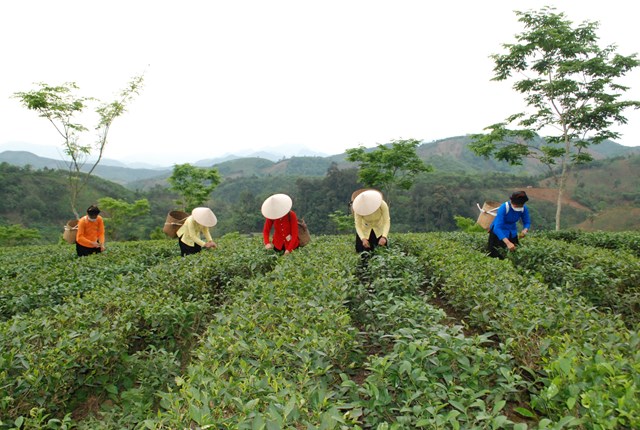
[355,230,387,281]
[76,243,101,257]
[355,229,384,254]
[179,237,202,257]
[272,242,298,253]
[488,230,519,259]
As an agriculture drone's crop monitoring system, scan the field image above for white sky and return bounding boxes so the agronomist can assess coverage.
[1,0,639,165]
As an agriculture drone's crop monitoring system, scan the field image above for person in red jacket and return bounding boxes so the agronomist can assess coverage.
[262,193,299,254]
[75,205,106,257]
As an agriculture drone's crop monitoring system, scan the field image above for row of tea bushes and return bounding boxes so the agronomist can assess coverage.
[0,235,277,427]
[0,244,75,279]
[535,230,640,257]
[141,236,363,429]
[508,237,640,326]
[0,241,177,320]
[443,231,640,326]
[396,233,639,429]
[442,231,640,326]
[343,247,530,429]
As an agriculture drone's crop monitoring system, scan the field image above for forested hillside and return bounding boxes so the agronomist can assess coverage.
[0,164,180,243]
[0,151,640,243]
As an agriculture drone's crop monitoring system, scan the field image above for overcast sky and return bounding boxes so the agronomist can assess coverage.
[2,0,639,165]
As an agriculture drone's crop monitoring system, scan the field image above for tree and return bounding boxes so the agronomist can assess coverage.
[345,139,431,204]
[469,8,640,230]
[328,210,353,234]
[168,164,222,211]
[97,197,150,241]
[13,75,144,218]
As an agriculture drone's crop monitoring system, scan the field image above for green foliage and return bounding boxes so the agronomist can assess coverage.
[0,163,144,242]
[510,237,640,326]
[469,7,640,230]
[345,139,432,202]
[328,210,353,234]
[168,163,221,211]
[537,229,640,257]
[454,215,486,233]
[2,153,638,244]
[0,224,40,246]
[97,197,150,241]
[148,237,361,428]
[13,76,144,217]
[1,233,640,428]
[397,232,640,428]
[0,235,277,427]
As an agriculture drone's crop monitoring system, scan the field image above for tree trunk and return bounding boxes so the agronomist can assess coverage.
[555,177,564,231]
[555,141,571,231]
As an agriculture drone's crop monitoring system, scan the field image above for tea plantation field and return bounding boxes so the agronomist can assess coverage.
[1,231,639,429]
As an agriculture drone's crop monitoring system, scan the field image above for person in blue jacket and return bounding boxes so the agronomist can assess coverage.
[488,191,531,258]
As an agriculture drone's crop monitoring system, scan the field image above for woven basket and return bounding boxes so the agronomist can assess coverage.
[476,201,501,231]
[163,210,189,238]
[63,219,79,244]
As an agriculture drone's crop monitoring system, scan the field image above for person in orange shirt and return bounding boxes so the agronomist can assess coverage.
[75,205,106,257]
[262,193,299,254]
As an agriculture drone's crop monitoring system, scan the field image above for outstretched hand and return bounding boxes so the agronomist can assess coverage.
[504,239,516,252]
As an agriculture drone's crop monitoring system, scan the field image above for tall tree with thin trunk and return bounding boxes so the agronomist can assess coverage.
[14,75,144,218]
[469,8,640,230]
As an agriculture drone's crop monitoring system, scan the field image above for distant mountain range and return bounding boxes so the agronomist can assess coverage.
[0,141,329,168]
[1,136,638,189]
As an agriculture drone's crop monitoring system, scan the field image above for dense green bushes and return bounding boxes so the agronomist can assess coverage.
[1,231,639,429]
[535,230,640,257]
[0,235,276,427]
[509,237,640,326]
[396,233,640,428]
[144,236,361,428]
[343,247,529,429]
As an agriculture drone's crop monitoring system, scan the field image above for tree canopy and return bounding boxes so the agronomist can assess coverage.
[168,164,222,211]
[13,75,144,218]
[469,7,640,229]
[345,139,432,203]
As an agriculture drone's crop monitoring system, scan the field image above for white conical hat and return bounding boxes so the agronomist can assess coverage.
[352,190,383,216]
[191,207,217,227]
[261,193,292,219]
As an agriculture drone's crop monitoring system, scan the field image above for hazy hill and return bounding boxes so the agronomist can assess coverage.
[2,137,638,190]
[410,136,637,175]
[0,151,172,186]
[211,156,332,179]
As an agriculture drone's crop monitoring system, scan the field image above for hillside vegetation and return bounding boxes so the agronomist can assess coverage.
[1,149,638,244]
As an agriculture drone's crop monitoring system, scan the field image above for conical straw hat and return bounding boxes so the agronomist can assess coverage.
[261,194,293,219]
[352,190,383,216]
[192,207,217,227]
